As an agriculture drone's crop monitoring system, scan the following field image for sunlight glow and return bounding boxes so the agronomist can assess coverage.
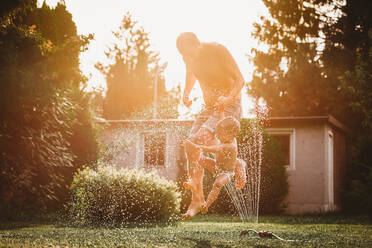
[38,0,268,118]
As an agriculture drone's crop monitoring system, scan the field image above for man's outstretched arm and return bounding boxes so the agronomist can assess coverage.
[198,144,221,154]
[183,64,196,107]
[184,140,221,154]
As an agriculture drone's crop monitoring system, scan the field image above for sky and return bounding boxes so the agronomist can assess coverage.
[38,0,268,118]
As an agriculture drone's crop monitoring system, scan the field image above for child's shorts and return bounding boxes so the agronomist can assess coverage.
[190,99,242,136]
[214,166,235,180]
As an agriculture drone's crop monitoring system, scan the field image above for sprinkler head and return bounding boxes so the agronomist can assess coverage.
[240,229,249,236]
[258,230,273,238]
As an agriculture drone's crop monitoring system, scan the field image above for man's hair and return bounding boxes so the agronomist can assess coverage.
[216,117,240,138]
[176,32,200,54]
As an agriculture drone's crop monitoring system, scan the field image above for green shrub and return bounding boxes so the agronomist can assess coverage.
[68,164,181,226]
[342,138,372,216]
[259,133,289,214]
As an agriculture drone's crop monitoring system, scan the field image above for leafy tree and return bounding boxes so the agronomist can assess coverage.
[0,0,35,20]
[339,31,372,214]
[0,1,98,217]
[340,40,372,132]
[96,13,179,120]
[250,0,371,127]
[328,1,372,215]
[250,0,372,213]
[249,0,345,118]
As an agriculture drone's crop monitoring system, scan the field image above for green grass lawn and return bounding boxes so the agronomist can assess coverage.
[0,214,371,248]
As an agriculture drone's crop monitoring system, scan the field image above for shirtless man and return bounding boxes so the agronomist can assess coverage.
[176,32,246,220]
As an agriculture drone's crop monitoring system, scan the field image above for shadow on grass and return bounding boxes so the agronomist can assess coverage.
[183,213,371,225]
[181,237,270,248]
[182,237,232,248]
[184,214,242,223]
[258,213,371,225]
[53,215,183,230]
[0,214,59,230]
[0,222,40,231]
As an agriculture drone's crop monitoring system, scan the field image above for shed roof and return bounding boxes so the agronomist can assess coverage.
[97,115,349,133]
[266,115,349,133]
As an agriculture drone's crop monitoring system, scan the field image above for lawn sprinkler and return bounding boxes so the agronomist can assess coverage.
[240,229,294,242]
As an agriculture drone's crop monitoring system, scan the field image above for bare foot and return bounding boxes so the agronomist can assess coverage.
[235,159,247,190]
[182,199,205,220]
[181,211,193,220]
[201,203,208,214]
[183,181,194,190]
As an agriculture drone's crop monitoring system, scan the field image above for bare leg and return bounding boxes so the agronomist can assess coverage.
[182,140,201,191]
[201,174,230,214]
[182,128,216,220]
[181,166,205,220]
[194,155,218,215]
[235,158,247,190]
[183,154,217,190]
[198,155,217,175]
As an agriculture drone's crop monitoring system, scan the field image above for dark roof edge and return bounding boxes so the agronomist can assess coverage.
[327,115,350,133]
[95,115,349,133]
[266,115,349,133]
[96,118,194,125]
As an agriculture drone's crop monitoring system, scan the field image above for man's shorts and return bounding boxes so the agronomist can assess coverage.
[190,99,242,137]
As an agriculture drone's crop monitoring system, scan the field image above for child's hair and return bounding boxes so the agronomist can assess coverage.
[216,117,240,138]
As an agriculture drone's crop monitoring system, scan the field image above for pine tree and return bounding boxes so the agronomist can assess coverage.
[250,0,372,214]
[0,1,98,216]
[96,13,178,120]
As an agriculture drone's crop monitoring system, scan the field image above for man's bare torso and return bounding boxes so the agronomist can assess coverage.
[187,42,242,107]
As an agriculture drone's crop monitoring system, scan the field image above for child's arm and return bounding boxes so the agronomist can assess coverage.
[200,142,237,155]
[198,144,223,154]
[183,140,223,154]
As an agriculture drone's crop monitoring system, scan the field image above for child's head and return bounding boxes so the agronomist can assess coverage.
[215,117,240,142]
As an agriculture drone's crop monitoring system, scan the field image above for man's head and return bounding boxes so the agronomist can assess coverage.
[176,32,201,60]
[216,117,240,142]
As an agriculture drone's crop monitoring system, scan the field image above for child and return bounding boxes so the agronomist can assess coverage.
[185,116,246,214]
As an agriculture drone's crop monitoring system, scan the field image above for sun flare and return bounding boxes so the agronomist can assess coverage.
[38,0,268,118]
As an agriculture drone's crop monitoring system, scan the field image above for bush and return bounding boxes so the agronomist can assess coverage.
[342,138,372,216]
[259,133,289,214]
[68,164,181,226]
